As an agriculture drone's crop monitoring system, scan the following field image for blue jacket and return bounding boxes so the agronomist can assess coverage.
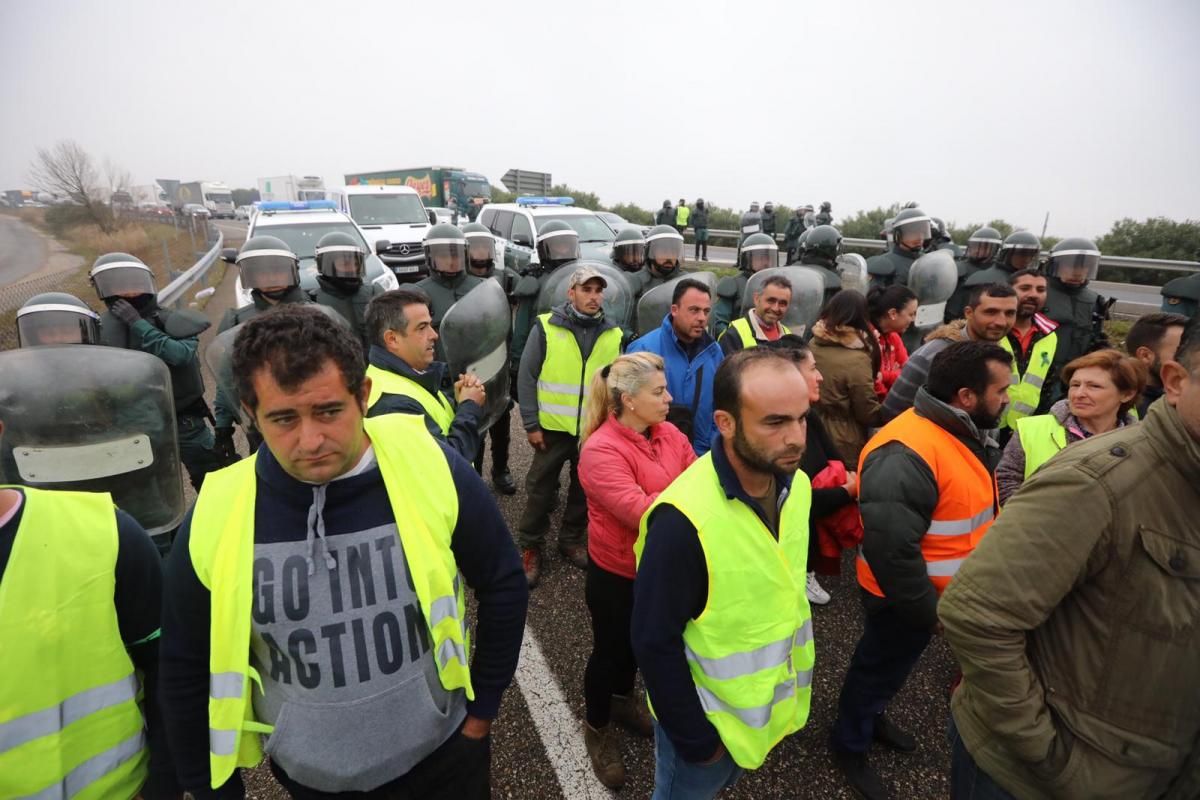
[627,314,724,456]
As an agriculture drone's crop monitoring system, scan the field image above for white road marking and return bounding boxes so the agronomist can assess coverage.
[515,625,616,799]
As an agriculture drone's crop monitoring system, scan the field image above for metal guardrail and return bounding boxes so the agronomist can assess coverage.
[157,230,223,309]
[698,229,1200,275]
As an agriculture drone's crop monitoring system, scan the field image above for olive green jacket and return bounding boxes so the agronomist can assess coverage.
[940,399,1200,800]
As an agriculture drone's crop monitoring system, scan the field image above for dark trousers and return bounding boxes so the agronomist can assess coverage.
[949,717,1018,800]
[516,429,587,550]
[694,239,708,261]
[473,404,511,475]
[177,413,227,491]
[832,602,932,753]
[269,723,491,800]
[584,561,638,727]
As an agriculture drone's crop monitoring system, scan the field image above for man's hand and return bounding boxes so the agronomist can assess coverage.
[455,373,487,407]
[213,427,239,463]
[109,299,142,326]
[527,429,546,451]
[460,715,492,740]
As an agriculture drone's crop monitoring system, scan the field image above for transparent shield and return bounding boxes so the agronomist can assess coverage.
[904,249,959,351]
[837,253,870,294]
[536,260,635,332]
[0,346,184,537]
[636,271,719,336]
[440,280,513,432]
[742,267,826,337]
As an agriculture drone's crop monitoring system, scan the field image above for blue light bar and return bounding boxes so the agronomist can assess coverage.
[516,196,574,206]
[256,200,337,211]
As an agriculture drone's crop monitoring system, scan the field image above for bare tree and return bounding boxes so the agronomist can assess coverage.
[28,139,115,232]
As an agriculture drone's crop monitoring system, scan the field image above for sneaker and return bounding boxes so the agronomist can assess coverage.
[583,722,626,789]
[491,469,517,496]
[832,748,889,800]
[559,543,588,570]
[522,548,542,588]
[872,714,916,753]
[806,571,831,605]
[610,693,653,738]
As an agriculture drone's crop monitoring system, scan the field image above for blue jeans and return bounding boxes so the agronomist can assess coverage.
[652,722,743,800]
[949,717,1018,800]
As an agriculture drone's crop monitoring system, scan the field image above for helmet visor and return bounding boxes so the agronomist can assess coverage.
[16,307,100,346]
[895,219,932,248]
[1051,252,1100,282]
[426,242,468,274]
[741,247,778,272]
[317,248,365,279]
[966,240,1000,261]
[614,242,645,270]
[539,233,580,263]
[467,237,495,267]
[91,264,155,299]
[1003,246,1040,271]
[238,253,299,290]
[647,238,683,269]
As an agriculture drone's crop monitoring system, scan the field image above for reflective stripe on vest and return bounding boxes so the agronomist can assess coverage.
[999,332,1057,427]
[1015,414,1069,479]
[365,364,456,434]
[634,455,815,770]
[855,409,997,596]
[535,313,621,435]
[188,413,468,789]
[722,317,792,350]
[0,487,147,800]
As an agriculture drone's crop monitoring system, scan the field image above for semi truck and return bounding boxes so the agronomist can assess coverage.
[257,175,327,203]
[342,166,491,220]
[171,181,234,217]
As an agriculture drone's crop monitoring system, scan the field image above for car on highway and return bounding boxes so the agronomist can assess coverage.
[234,205,253,220]
[596,210,649,236]
[181,203,211,218]
[223,200,399,308]
[477,197,615,274]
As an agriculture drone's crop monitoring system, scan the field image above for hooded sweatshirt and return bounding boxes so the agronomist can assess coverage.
[517,302,618,432]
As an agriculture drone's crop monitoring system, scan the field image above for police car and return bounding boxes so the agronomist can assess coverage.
[476,197,615,274]
[229,200,399,308]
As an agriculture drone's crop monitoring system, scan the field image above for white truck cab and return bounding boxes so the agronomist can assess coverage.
[329,184,433,282]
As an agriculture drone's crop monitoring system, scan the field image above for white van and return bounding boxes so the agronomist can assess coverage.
[330,184,434,281]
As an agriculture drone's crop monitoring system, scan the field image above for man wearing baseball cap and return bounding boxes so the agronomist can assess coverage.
[515,266,623,586]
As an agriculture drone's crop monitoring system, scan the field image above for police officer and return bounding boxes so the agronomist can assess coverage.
[213,235,319,460]
[1042,237,1111,402]
[784,207,806,264]
[611,227,647,275]
[655,200,674,226]
[739,201,763,244]
[715,232,778,336]
[633,225,686,299]
[963,229,1041,290]
[761,201,777,239]
[930,217,961,257]
[463,222,518,494]
[91,252,228,492]
[415,224,483,362]
[14,291,100,346]
[797,224,846,305]
[310,230,384,354]
[1162,272,1200,319]
[866,207,931,288]
[692,198,711,261]
[816,201,833,226]
[945,226,1003,322]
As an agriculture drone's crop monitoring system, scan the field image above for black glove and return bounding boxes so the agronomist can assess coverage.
[213,427,239,463]
[109,298,142,326]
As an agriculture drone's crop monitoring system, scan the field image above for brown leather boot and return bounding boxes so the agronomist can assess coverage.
[610,692,653,738]
[583,722,626,789]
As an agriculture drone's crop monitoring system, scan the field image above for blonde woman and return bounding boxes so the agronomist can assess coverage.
[577,352,696,789]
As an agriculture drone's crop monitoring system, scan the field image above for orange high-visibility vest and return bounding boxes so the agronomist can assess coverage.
[855,408,998,596]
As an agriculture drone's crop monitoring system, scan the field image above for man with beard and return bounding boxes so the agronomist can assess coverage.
[631,348,815,799]
[997,269,1059,439]
[719,275,793,354]
[1125,311,1189,417]
[831,340,1012,800]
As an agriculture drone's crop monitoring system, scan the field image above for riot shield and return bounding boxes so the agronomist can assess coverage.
[837,253,870,294]
[0,346,184,537]
[635,271,719,336]
[741,266,826,338]
[205,304,350,427]
[440,280,512,433]
[904,249,959,352]
[536,260,635,333]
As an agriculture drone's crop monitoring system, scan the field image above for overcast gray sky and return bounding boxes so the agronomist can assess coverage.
[2,0,1196,237]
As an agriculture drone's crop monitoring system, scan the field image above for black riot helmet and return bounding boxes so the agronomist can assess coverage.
[462,222,496,276]
[997,230,1042,272]
[803,225,843,265]
[316,230,367,280]
[645,225,684,276]
[821,201,832,213]
[749,201,760,213]
[931,217,951,244]
[421,223,468,277]
[16,292,100,347]
[1045,237,1101,285]
[89,252,156,301]
[535,220,580,270]
[236,235,300,294]
[890,207,932,253]
[965,227,1003,263]
[764,201,775,214]
[611,227,646,273]
[739,232,778,273]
